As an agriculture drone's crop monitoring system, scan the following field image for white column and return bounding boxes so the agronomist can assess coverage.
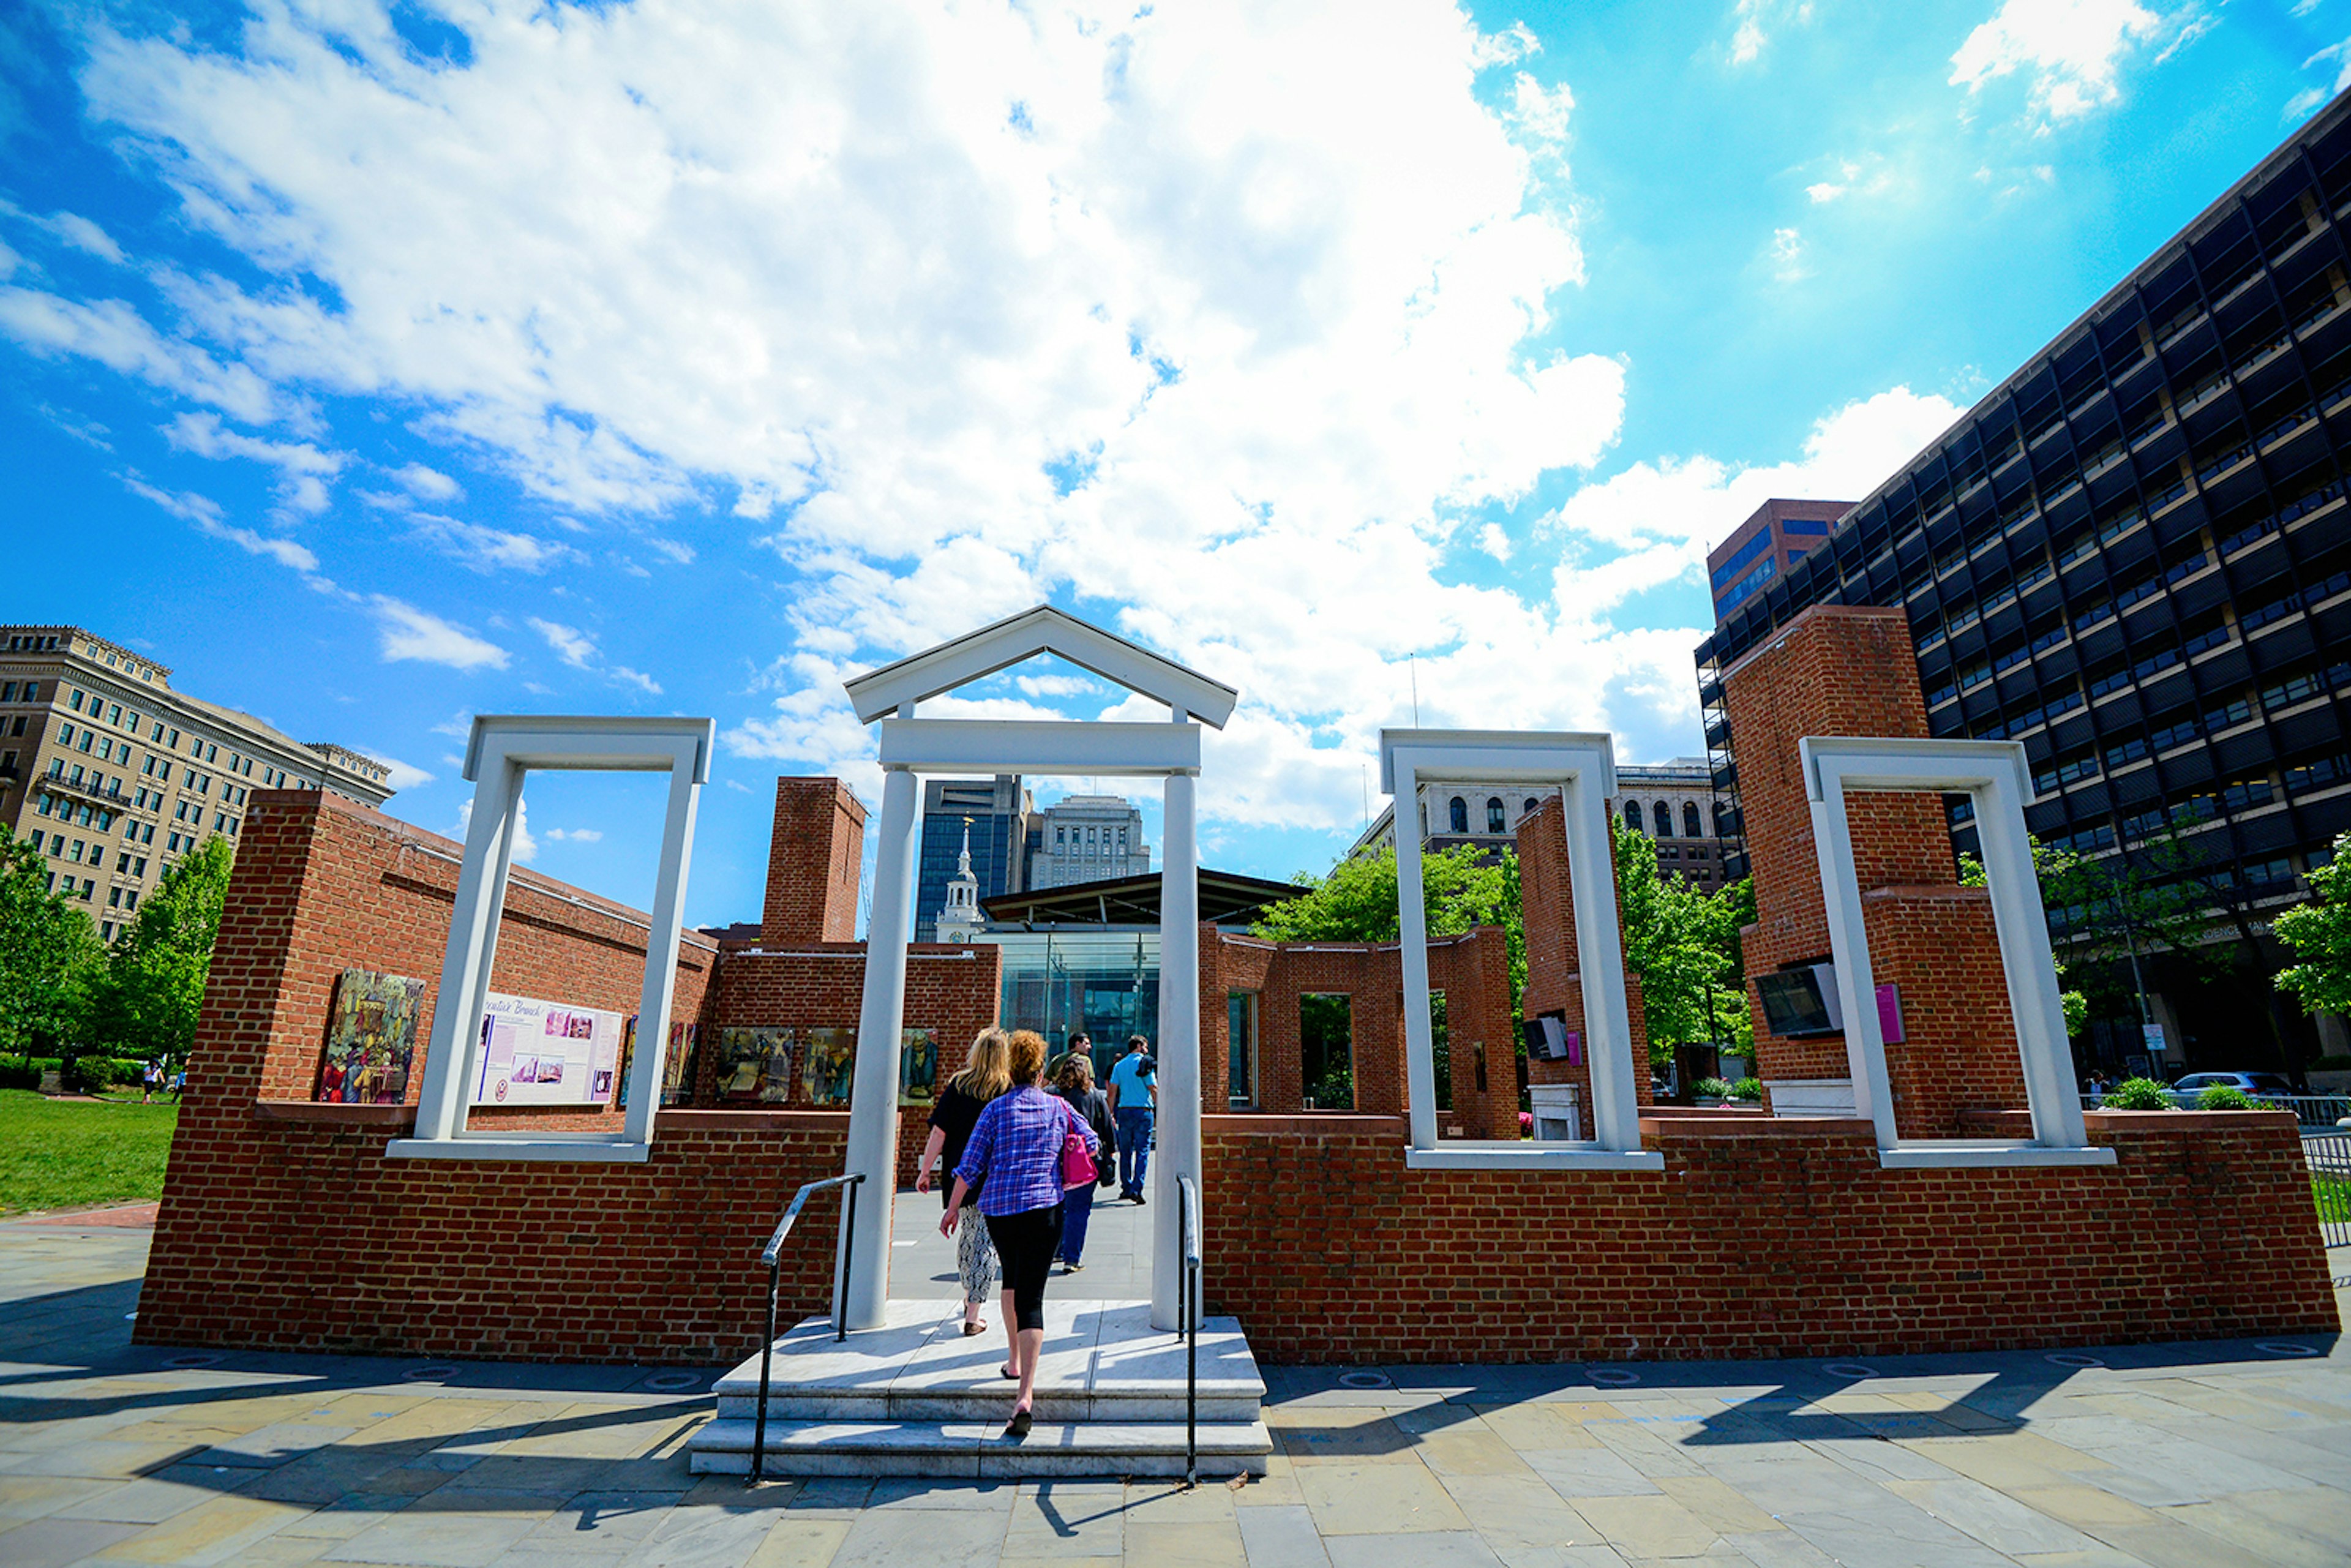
[1978,775,2090,1147]
[414,752,523,1142]
[1566,770,1644,1152]
[1393,770,1440,1150]
[620,753,702,1147]
[1152,764,1202,1332]
[844,764,920,1330]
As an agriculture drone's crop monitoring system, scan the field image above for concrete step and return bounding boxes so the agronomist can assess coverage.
[687,1417,1273,1479]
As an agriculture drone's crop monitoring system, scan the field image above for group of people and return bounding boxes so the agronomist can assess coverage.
[913,1027,1157,1438]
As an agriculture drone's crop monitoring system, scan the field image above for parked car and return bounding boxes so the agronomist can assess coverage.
[2164,1071,2295,1107]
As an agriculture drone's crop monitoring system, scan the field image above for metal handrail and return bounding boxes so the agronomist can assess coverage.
[749,1172,863,1485]
[1177,1172,1201,1485]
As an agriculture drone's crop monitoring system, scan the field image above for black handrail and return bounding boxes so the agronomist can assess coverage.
[1176,1172,1201,1485]
[749,1172,863,1485]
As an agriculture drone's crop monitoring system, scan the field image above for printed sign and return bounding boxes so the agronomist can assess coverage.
[471,991,625,1106]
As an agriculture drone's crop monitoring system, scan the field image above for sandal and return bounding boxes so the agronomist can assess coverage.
[1000,1364,1018,1379]
[961,1320,984,1337]
[1005,1409,1033,1439]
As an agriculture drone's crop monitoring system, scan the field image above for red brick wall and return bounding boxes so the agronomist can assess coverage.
[1720,606,2028,1121]
[700,944,1002,1183]
[1198,926,1514,1138]
[763,777,865,945]
[1201,1111,2339,1362]
[1515,798,1655,1135]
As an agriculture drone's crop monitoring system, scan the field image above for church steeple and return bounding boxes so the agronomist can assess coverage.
[937,819,985,943]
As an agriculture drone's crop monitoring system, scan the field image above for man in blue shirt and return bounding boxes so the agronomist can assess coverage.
[1106,1035,1155,1203]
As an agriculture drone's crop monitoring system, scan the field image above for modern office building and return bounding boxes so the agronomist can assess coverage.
[1022,793,1152,891]
[1694,92,2351,1069]
[912,775,1029,943]
[1706,498,1854,620]
[1349,761,1733,887]
[1,624,396,940]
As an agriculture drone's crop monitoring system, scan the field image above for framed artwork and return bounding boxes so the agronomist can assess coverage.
[315,967,428,1105]
[801,1026,856,1108]
[619,1017,701,1108]
[714,1026,793,1103]
[898,1028,940,1108]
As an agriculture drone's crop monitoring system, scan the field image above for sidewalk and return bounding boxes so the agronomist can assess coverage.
[0,1218,2345,1566]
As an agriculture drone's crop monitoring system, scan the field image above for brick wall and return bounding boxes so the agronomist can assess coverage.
[1720,606,2030,1126]
[1198,925,1514,1138]
[763,776,865,945]
[1201,1111,2339,1362]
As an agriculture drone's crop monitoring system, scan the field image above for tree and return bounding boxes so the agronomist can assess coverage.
[1253,842,1524,1011]
[1956,841,2090,1039]
[0,834,103,1053]
[84,837,234,1067]
[1610,817,1750,1067]
[2276,833,2351,1018]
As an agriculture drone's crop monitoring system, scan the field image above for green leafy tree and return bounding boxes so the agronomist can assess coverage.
[84,837,234,1068]
[0,834,103,1052]
[1253,842,1524,1011]
[1609,817,1752,1067]
[2276,833,2351,1017]
[1957,841,2097,1040]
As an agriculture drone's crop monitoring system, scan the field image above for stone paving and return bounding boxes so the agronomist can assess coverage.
[2,1212,2349,1566]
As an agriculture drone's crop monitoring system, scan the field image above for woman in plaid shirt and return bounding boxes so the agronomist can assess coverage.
[941,1028,1099,1438]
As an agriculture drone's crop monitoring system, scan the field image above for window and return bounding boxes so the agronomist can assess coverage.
[69,840,83,863]
[69,689,83,711]
[1227,991,1258,1109]
[1624,801,1643,833]
[0,683,11,701]
[124,890,137,910]
[1652,801,1673,837]
[1486,797,1505,834]
[107,704,120,725]
[21,682,35,702]
[1449,796,1468,833]
[108,887,121,908]
[1684,801,1704,839]
[205,743,217,762]
[1524,797,1540,817]
[1299,994,1354,1110]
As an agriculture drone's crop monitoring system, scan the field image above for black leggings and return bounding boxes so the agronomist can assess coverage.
[984,1203,1065,1332]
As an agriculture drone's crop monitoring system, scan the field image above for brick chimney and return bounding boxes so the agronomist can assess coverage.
[762,778,866,945]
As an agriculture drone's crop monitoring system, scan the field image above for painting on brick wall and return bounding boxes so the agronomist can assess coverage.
[899,1028,940,1108]
[314,967,427,1105]
[617,1018,701,1109]
[713,1026,795,1104]
[801,1026,856,1107]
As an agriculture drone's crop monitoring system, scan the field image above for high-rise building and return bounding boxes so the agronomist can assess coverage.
[1023,794,1152,891]
[1348,762,1733,887]
[1,624,396,942]
[913,776,1029,943]
[1694,92,2351,1067]
[1706,498,1854,620]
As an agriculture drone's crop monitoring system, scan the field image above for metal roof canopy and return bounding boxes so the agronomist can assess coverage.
[842,604,1238,727]
[980,867,1302,928]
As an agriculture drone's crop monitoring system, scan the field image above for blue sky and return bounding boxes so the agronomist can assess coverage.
[2,0,2347,926]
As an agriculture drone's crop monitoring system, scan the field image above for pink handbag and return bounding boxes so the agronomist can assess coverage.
[1060,1104,1098,1188]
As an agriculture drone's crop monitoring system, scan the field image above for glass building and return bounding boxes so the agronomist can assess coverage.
[1695,92,2351,1070]
[975,928,1160,1084]
[913,776,1028,943]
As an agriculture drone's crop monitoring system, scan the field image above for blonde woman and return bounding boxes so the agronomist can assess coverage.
[917,1029,1011,1337]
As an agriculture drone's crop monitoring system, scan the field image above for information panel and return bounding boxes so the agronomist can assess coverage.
[470,991,625,1106]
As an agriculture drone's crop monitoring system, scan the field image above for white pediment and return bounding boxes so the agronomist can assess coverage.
[841,604,1237,729]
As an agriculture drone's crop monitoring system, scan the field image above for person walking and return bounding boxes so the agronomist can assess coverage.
[1106,1035,1156,1202]
[916,1029,1012,1341]
[941,1029,1098,1439]
[1051,1053,1116,1272]
[141,1060,162,1103]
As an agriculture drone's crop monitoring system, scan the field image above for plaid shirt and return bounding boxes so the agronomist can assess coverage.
[955,1085,1098,1217]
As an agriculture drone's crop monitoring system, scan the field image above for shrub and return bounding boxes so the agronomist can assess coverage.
[2196,1084,2258,1110]
[62,1056,148,1095]
[2101,1077,2172,1111]
[1730,1076,1763,1101]
[1693,1077,1732,1099]
[2309,1054,2351,1072]
[0,1056,37,1090]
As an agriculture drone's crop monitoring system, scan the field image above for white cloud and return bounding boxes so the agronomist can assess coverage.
[411,514,577,572]
[458,795,536,863]
[0,286,276,422]
[1770,227,1807,283]
[162,410,344,514]
[544,827,604,843]
[1508,74,1575,148]
[1949,0,2164,129]
[529,617,598,670]
[119,471,321,571]
[1730,1,1815,66]
[394,462,461,501]
[377,756,434,790]
[48,212,126,264]
[373,598,509,670]
[1476,522,1513,561]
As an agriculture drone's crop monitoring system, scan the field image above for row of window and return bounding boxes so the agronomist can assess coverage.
[1439,792,1717,841]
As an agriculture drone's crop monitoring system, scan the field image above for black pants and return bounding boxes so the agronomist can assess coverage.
[984,1202,1065,1332]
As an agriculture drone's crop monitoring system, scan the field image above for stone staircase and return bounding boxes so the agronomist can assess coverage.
[688,1298,1270,1479]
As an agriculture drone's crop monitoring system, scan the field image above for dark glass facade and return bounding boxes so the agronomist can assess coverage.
[913,776,1026,943]
[1695,94,2351,1059]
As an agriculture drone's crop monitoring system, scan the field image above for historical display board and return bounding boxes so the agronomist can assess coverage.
[314,967,428,1104]
[713,1026,795,1104]
[469,991,626,1106]
[898,1027,939,1107]
[800,1026,855,1106]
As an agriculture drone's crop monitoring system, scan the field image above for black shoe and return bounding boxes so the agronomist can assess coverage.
[1006,1409,1033,1439]
[1132,1192,1147,1206]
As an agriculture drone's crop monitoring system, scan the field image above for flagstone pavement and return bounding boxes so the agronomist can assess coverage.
[2,1209,2348,1567]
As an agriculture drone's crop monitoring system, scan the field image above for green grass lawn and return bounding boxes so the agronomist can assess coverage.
[2318,1172,2350,1230]
[0,1089,179,1215]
